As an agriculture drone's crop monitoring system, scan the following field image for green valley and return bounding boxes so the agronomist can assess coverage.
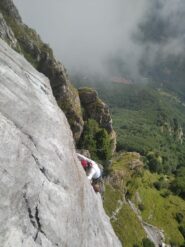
[73,78,185,174]
[73,77,185,246]
[104,152,185,246]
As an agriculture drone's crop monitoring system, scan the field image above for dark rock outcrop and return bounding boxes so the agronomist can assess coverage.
[37,49,84,141]
[0,38,121,247]
[79,88,113,132]
[79,87,117,152]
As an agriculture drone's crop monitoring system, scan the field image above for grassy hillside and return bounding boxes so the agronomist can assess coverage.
[104,152,185,246]
[112,86,185,176]
[104,153,146,247]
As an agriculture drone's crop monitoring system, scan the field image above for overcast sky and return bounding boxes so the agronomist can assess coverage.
[12,0,185,79]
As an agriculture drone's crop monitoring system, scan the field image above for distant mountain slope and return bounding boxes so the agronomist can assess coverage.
[73,76,185,174]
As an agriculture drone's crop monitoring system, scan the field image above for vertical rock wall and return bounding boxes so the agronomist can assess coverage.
[0,39,121,247]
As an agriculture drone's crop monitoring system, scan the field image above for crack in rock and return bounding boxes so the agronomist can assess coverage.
[31,154,60,185]
[34,206,45,241]
[23,193,46,242]
[23,193,36,229]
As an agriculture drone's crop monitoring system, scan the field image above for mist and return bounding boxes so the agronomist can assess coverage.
[13,0,185,81]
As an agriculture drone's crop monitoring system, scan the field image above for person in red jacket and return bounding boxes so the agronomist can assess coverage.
[77,153,103,193]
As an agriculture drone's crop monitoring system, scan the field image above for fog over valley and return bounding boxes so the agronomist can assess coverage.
[13,0,185,82]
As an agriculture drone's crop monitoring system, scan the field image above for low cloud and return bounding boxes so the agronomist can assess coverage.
[13,0,185,80]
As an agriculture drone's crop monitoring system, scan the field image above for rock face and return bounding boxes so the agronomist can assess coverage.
[0,39,121,247]
[37,50,84,142]
[79,88,113,132]
[0,13,17,48]
[78,87,117,152]
[0,0,84,142]
[0,0,22,22]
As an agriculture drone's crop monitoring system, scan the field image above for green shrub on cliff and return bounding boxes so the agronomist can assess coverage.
[78,119,98,158]
[78,119,112,162]
[96,129,112,161]
[171,167,185,199]
[142,238,155,247]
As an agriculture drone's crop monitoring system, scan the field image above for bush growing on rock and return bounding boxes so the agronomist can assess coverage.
[146,151,163,173]
[142,238,155,247]
[176,212,184,224]
[78,119,112,163]
[179,225,185,240]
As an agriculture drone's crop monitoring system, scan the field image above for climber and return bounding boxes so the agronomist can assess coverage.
[77,153,104,194]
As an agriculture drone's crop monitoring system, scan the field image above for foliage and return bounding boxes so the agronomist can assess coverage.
[78,119,112,163]
[138,203,145,211]
[176,213,184,224]
[146,152,163,173]
[142,238,155,247]
[72,22,185,246]
[103,152,185,246]
[160,190,171,198]
[73,76,185,179]
[171,167,185,199]
[103,184,122,216]
[135,171,185,245]
[179,226,185,240]
[95,129,112,161]
[74,77,185,200]
[104,153,146,246]
[78,119,99,159]
[112,203,146,247]
[153,177,169,191]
